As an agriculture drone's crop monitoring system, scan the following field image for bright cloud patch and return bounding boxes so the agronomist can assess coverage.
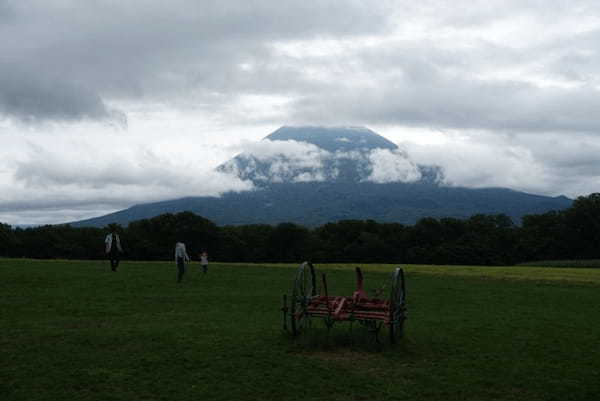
[220,139,332,183]
[366,149,422,183]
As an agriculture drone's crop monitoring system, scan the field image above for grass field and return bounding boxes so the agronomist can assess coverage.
[2,259,600,401]
[517,260,600,269]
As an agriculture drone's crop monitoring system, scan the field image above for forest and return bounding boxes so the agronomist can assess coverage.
[1,193,598,266]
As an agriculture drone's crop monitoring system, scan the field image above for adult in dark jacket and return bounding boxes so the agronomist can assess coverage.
[105,232,123,271]
[174,242,190,283]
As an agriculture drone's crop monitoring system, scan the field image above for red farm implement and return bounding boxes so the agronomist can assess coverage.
[282,262,407,344]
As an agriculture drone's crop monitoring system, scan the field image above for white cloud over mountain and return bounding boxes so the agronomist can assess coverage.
[0,130,253,224]
[366,149,422,184]
[221,139,426,185]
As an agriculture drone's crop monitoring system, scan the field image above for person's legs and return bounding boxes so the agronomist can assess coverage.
[110,250,119,271]
[202,264,207,274]
[177,257,185,282]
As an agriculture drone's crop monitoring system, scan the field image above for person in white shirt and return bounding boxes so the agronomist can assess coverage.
[174,242,190,283]
[104,232,123,272]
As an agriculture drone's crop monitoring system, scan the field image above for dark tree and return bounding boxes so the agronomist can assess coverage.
[2,195,598,265]
[563,193,600,259]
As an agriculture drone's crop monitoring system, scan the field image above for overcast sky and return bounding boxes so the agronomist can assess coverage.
[1,0,599,225]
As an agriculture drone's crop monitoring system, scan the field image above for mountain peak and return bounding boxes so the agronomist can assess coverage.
[219,125,435,185]
[264,126,398,152]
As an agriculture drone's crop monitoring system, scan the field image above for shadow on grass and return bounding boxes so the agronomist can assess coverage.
[284,318,416,356]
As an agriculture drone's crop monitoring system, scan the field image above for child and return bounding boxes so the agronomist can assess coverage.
[200,251,208,274]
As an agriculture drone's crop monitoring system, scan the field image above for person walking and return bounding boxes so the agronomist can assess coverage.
[200,251,208,274]
[174,242,190,283]
[104,231,123,272]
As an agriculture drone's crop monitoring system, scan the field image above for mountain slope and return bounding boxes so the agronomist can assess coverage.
[72,181,572,227]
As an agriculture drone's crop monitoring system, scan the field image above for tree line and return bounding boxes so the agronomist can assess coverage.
[1,193,599,265]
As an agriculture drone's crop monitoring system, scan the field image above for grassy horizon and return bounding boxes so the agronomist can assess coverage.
[2,259,600,400]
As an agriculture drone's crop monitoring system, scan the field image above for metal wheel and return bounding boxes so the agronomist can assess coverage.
[290,262,316,336]
[389,267,407,344]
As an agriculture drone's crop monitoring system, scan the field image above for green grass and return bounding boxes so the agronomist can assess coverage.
[517,259,600,268]
[230,261,600,285]
[2,259,600,401]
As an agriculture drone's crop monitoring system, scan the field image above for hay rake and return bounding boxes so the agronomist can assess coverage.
[281,262,407,344]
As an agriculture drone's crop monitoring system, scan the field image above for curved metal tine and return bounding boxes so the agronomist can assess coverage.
[282,294,288,332]
[369,321,381,345]
[296,262,307,299]
[374,321,382,345]
[322,272,329,298]
[399,267,406,304]
[308,262,317,296]
[302,262,312,300]
[322,273,334,329]
[355,266,364,293]
[389,268,399,325]
[391,267,405,313]
[302,265,308,299]
[397,268,404,311]
[305,262,311,293]
[360,320,379,347]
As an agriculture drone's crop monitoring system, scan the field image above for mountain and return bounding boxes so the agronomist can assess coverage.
[218,126,442,184]
[71,126,573,227]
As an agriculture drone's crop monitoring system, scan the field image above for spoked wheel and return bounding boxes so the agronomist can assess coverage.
[389,267,407,344]
[290,262,317,336]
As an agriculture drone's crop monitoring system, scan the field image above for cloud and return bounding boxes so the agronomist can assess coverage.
[366,149,422,183]
[0,137,253,224]
[13,143,253,196]
[287,41,600,134]
[220,139,332,182]
[0,0,13,22]
[3,1,600,133]
[0,66,126,126]
[402,130,600,197]
[0,0,393,124]
[235,139,329,164]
